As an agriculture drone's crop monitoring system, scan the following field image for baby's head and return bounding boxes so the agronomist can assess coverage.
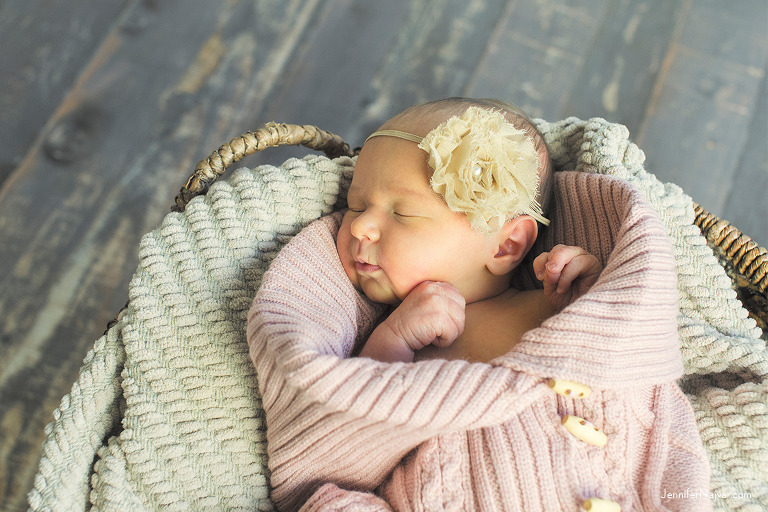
[336,97,553,305]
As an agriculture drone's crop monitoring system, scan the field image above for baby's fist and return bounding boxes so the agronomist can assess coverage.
[389,281,466,350]
[533,245,602,310]
[361,281,465,362]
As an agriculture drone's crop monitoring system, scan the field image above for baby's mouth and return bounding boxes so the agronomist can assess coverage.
[355,259,381,274]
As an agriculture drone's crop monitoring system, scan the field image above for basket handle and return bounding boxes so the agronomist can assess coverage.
[173,122,355,211]
[693,202,767,329]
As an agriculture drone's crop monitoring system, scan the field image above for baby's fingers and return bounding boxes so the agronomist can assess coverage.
[535,245,576,286]
[409,281,466,348]
[554,254,589,293]
[413,281,466,310]
[545,245,587,271]
[558,257,603,297]
[433,285,466,347]
[536,245,600,294]
[533,251,550,281]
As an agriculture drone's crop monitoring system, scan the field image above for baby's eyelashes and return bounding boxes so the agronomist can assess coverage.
[346,202,368,214]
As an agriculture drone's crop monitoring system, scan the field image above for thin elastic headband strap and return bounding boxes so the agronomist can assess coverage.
[520,209,550,227]
[365,130,423,144]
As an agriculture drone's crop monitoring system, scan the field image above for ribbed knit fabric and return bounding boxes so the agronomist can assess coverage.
[247,172,712,511]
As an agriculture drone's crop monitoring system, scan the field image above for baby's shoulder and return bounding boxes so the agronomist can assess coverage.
[498,288,556,331]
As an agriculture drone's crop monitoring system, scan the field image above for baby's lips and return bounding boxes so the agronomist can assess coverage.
[355,260,381,273]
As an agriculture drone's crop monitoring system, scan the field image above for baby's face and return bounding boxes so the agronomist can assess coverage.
[336,137,499,305]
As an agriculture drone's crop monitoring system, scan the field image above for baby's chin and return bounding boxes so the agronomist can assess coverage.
[358,279,401,305]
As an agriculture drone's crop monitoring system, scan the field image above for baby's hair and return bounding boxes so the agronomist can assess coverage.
[381,97,553,220]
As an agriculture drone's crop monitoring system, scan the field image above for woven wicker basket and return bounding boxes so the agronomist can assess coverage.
[169,122,767,331]
[36,120,765,512]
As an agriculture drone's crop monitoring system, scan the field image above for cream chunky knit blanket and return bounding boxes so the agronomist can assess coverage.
[28,117,767,511]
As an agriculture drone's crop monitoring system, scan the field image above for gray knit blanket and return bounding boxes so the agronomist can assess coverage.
[28,117,767,511]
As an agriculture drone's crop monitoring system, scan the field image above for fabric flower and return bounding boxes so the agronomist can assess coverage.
[419,106,545,235]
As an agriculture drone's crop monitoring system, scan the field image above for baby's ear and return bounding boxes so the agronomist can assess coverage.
[486,216,538,276]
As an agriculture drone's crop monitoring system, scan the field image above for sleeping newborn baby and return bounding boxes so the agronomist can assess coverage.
[336,97,601,363]
[247,97,712,511]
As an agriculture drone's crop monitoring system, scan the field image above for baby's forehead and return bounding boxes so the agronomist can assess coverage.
[352,138,441,198]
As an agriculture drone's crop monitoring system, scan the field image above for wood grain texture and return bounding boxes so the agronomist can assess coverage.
[723,71,768,245]
[563,0,689,134]
[636,0,767,242]
[0,0,765,509]
[0,1,330,509]
[0,1,126,189]
[468,0,611,119]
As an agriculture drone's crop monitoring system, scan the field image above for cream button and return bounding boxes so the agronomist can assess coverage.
[561,415,607,447]
[548,379,591,398]
[583,497,621,511]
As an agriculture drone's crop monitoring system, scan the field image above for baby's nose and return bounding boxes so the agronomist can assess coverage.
[350,211,380,242]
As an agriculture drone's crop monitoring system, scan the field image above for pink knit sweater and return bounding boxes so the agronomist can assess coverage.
[247,172,711,512]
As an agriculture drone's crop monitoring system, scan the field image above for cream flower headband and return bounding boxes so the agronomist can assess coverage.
[366,106,550,235]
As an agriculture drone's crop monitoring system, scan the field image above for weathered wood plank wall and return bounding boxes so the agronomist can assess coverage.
[1,0,765,509]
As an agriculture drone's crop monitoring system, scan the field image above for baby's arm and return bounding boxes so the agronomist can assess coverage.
[360,281,465,363]
[533,244,602,310]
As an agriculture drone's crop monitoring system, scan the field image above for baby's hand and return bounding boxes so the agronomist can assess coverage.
[360,281,465,362]
[533,245,602,310]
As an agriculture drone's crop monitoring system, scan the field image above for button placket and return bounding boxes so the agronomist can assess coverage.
[548,380,617,510]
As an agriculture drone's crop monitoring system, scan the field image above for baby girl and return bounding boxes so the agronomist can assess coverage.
[336,97,601,363]
[248,97,711,511]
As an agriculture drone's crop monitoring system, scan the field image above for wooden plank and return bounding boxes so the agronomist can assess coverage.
[258,0,411,130]
[467,0,610,119]
[678,0,767,69]
[246,0,413,164]
[672,0,767,248]
[0,1,331,509]
[346,0,512,137]
[635,0,766,243]
[638,48,764,223]
[244,0,514,166]
[0,1,125,189]
[721,69,768,248]
[562,0,689,135]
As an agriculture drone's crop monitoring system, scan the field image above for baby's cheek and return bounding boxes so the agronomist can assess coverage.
[335,230,356,285]
[389,262,432,297]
